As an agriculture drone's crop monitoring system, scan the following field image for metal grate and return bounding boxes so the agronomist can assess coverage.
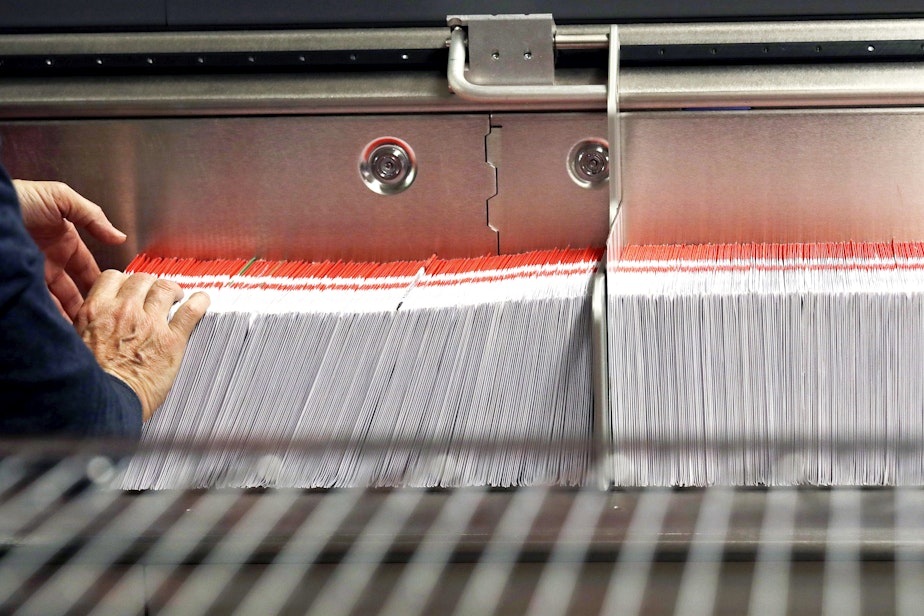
[0,444,923,615]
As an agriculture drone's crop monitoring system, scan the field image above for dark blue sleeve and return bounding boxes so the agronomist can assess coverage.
[0,165,142,438]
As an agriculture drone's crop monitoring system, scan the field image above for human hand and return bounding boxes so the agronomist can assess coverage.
[14,180,127,322]
[75,271,210,421]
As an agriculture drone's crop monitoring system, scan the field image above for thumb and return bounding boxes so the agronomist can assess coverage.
[169,292,211,339]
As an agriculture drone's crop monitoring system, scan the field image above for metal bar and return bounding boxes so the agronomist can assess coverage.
[0,485,125,611]
[747,489,798,616]
[6,19,924,56]
[896,488,924,616]
[306,489,426,616]
[673,488,735,616]
[525,488,609,616]
[607,25,621,224]
[0,458,88,528]
[591,272,612,490]
[622,63,924,109]
[560,19,924,47]
[84,567,145,616]
[451,486,549,616]
[0,456,27,502]
[554,33,608,50]
[0,28,449,55]
[157,489,302,613]
[229,488,366,616]
[600,489,672,616]
[592,26,620,490]
[822,489,862,616]
[17,489,184,615]
[6,62,924,119]
[379,487,486,616]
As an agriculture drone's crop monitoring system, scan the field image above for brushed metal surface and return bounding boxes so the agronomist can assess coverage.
[5,109,924,266]
[487,113,609,253]
[621,108,924,245]
[0,73,474,119]
[3,20,924,118]
[5,61,924,119]
[3,19,924,56]
[0,28,449,55]
[0,115,498,266]
[623,62,924,109]
[563,18,924,45]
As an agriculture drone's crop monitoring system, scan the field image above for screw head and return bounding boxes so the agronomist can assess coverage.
[360,139,417,195]
[369,146,407,184]
[569,140,610,188]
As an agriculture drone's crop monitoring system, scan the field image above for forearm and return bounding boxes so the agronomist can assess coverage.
[0,167,142,437]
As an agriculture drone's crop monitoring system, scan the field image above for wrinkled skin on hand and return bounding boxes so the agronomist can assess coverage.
[76,271,210,421]
[14,180,127,322]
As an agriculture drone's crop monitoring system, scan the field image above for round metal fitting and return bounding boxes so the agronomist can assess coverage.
[568,139,609,189]
[360,138,417,195]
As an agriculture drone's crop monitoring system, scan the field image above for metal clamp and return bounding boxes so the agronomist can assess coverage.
[447,15,607,104]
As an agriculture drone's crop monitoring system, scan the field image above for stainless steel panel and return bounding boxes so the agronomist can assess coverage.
[5,108,924,266]
[0,115,499,266]
[488,113,609,253]
[621,108,924,245]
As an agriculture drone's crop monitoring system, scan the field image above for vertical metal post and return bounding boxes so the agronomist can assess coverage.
[592,25,620,490]
[608,24,622,225]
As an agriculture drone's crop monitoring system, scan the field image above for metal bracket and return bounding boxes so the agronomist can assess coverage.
[447,14,606,104]
[451,14,555,86]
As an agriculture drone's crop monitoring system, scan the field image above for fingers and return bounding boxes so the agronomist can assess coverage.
[88,269,130,300]
[61,230,102,296]
[88,272,188,318]
[45,264,83,321]
[47,289,72,323]
[115,272,160,304]
[45,182,127,245]
[169,291,211,339]
[143,279,184,316]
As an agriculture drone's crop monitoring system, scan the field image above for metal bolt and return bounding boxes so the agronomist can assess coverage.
[360,140,417,195]
[370,146,407,183]
[569,140,610,188]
